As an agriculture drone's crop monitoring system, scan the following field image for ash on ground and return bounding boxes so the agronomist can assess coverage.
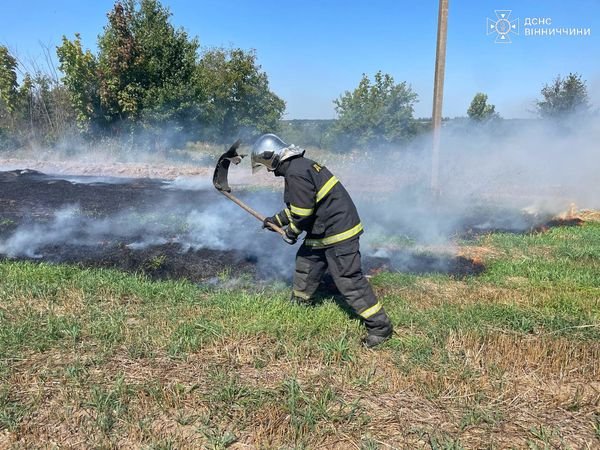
[0,169,570,286]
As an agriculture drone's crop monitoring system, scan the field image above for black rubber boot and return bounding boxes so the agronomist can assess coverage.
[290,293,313,306]
[362,308,393,348]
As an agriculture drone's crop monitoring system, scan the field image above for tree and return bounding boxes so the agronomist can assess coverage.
[1,46,74,147]
[98,0,199,129]
[195,48,285,143]
[467,93,499,121]
[58,0,199,134]
[56,34,102,131]
[0,46,19,115]
[57,0,284,145]
[15,72,74,143]
[536,73,590,119]
[0,46,19,147]
[96,1,139,121]
[332,71,418,149]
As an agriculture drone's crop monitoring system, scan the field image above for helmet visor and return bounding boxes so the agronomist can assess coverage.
[251,149,276,173]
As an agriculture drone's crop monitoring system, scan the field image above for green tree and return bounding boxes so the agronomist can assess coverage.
[0,45,75,147]
[279,120,335,149]
[467,93,499,121]
[97,0,199,128]
[56,34,102,131]
[0,46,19,115]
[58,0,199,134]
[536,73,590,119]
[195,48,285,143]
[97,1,139,120]
[0,46,19,147]
[15,72,74,143]
[332,71,418,149]
[57,0,284,145]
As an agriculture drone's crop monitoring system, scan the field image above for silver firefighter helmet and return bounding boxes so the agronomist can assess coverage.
[251,133,304,173]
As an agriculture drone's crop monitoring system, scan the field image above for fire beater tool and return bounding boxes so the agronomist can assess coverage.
[213,139,285,236]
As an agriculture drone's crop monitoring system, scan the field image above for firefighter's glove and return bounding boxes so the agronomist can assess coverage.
[282,228,298,245]
[262,216,278,232]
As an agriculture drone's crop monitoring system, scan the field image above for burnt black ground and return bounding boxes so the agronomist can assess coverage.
[0,169,264,283]
[0,169,491,284]
[0,169,211,220]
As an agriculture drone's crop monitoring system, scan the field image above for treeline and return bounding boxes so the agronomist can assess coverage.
[466,73,592,123]
[1,0,285,150]
[0,46,74,148]
[0,0,595,153]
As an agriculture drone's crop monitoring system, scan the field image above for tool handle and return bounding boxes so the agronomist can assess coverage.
[219,190,286,236]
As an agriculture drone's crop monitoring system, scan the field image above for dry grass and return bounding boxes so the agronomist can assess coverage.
[1,221,600,448]
[2,331,599,449]
[396,279,534,309]
[580,209,600,223]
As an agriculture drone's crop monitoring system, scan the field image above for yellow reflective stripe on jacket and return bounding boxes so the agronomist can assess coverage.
[360,302,382,319]
[316,176,339,203]
[290,204,314,217]
[304,222,363,247]
[285,208,301,233]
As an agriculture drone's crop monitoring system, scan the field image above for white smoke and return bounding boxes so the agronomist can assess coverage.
[0,188,296,279]
[53,175,133,185]
[0,206,81,258]
[337,116,600,252]
[163,176,214,191]
[179,208,236,251]
[1,115,598,280]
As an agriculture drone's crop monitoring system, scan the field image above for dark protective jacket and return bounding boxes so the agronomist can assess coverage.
[272,156,363,248]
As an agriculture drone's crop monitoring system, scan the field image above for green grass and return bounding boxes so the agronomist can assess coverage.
[0,222,599,447]
[482,224,600,287]
[0,387,29,432]
[86,375,133,434]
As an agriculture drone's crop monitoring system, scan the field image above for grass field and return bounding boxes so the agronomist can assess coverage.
[1,219,599,449]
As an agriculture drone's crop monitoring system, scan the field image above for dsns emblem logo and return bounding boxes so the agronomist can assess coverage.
[487,10,519,43]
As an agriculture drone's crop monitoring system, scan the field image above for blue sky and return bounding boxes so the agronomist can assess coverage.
[2,0,599,119]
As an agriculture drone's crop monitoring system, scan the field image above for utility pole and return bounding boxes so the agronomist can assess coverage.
[431,0,449,193]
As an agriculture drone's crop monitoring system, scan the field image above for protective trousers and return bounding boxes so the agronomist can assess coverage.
[292,238,392,337]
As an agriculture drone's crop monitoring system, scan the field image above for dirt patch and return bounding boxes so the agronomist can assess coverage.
[0,158,211,180]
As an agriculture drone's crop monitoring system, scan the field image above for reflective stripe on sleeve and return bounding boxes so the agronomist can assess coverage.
[304,222,363,247]
[289,221,301,234]
[285,208,293,221]
[316,176,339,203]
[290,204,314,217]
[360,302,382,319]
[275,214,283,226]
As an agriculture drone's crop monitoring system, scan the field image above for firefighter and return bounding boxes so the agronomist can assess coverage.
[251,133,393,348]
